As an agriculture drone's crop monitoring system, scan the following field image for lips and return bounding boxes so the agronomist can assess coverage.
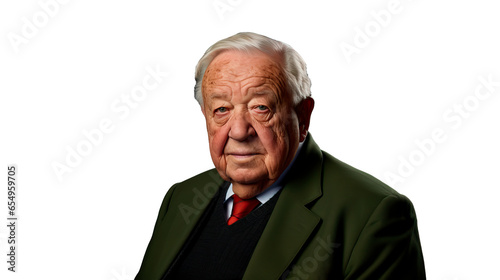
[225,149,261,159]
[227,152,258,157]
[224,143,264,158]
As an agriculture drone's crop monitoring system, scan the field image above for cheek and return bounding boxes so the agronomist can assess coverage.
[207,123,229,157]
[259,112,300,162]
[255,119,289,158]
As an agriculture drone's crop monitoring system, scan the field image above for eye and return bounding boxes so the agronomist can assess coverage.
[256,105,268,111]
[215,107,228,114]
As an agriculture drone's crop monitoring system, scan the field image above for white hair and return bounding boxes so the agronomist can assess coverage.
[194,32,311,106]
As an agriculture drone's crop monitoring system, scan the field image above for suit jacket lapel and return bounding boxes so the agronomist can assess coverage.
[150,171,226,279]
[243,134,324,279]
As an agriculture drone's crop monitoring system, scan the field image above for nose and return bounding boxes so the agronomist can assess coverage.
[228,109,256,141]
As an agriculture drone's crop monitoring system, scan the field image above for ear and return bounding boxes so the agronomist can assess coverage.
[296,97,314,142]
[201,105,205,117]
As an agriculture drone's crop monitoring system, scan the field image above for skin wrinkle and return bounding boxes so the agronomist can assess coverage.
[201,50,313,199]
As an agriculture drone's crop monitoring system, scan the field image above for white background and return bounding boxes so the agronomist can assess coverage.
[1,0,499,279]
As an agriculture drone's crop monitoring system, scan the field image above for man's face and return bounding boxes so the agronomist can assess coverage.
[201,50,310,197]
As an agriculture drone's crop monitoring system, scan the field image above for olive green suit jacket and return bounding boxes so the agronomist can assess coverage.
[136,135,425,279]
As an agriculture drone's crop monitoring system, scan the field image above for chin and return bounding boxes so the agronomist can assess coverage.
[226,169,267,186]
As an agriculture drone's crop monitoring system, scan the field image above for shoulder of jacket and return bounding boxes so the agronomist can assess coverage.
[320,150,405,202]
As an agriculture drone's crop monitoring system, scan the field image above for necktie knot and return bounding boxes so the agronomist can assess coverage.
[227,195,260,225]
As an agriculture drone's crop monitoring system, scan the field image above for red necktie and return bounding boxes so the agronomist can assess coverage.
[227,195,260,225]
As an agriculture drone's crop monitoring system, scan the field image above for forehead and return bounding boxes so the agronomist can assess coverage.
[202,50,286,91]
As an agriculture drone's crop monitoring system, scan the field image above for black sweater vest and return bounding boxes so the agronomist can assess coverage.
[169,186,282,280]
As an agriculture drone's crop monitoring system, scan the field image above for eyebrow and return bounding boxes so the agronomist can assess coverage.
[208,90,273,100]
[252,90,278,102]
[253,90,273,96]
[209,93,230,100]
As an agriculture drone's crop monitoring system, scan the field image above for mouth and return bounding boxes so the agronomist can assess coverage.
[228,153,258,158]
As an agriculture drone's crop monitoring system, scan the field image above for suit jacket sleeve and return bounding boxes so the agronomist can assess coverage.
[344,194,426,279]
[135,184,177,279]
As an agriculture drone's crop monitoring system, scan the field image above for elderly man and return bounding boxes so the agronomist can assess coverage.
[136,32,425,279]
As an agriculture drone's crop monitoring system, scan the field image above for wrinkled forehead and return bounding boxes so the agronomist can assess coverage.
[201,50,288,97]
